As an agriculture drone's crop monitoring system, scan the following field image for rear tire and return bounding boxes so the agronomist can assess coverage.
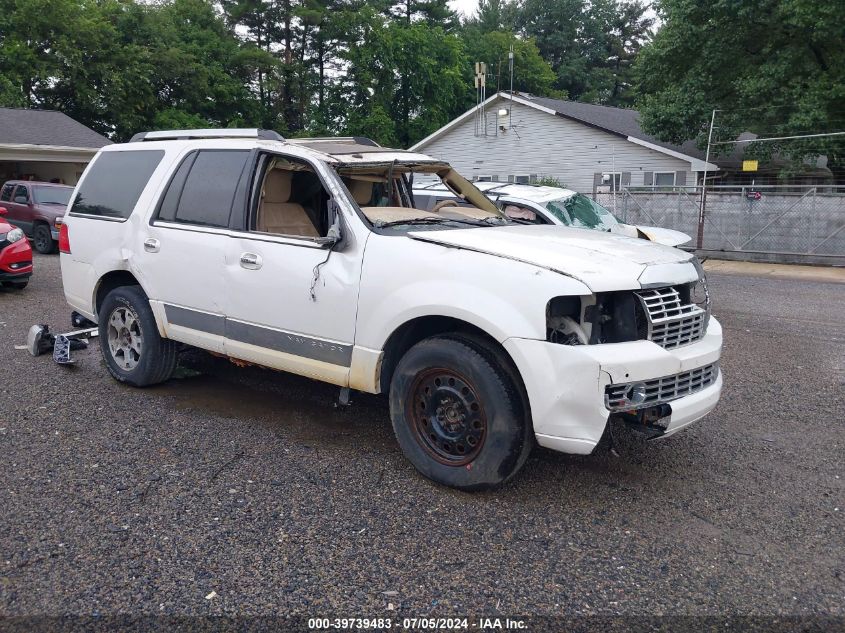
[389,335,533,490]
[99,286,177,387]
[33,224,57,254]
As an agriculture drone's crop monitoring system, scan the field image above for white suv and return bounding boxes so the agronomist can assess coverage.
[59,129,723,490]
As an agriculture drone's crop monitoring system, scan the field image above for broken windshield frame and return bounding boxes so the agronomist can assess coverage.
[336,162,509,232]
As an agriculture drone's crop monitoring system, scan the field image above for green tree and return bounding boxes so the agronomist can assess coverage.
[585,0,653,105]
[635,0,845,173]
[460,29,558,100]
[515,0,652,104]
[338,7,467,146]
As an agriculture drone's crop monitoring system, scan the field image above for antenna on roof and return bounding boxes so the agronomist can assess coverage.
[474,62,488,137]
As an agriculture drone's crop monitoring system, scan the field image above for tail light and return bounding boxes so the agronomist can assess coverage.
[58,223,71,254]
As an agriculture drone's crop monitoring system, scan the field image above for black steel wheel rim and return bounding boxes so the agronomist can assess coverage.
[34,228,50,251]
[408,368,487,466]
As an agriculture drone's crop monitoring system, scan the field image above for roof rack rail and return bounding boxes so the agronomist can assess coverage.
[129,128,284,143]
[288,136,381,147]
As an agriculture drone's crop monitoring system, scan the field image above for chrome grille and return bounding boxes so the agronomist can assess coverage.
[636,287,706,349]
[605,363,719,411]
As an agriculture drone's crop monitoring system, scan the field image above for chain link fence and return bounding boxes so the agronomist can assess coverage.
[595,185,845,263]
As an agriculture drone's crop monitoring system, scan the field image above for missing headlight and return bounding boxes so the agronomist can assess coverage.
[584,291,641,344]
[546,296,587,345]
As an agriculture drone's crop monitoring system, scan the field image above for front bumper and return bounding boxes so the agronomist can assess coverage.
[504,316,723,454]
[0,239,34,281]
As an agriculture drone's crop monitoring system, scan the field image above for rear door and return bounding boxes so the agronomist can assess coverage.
[223,150,363,386]
[138,148,252,353]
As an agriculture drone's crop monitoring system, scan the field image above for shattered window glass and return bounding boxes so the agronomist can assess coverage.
[547,194,619,231]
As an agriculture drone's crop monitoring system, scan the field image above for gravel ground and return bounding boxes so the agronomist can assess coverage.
[0,253,843,622]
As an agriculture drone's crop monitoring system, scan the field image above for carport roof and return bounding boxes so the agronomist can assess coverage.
[0,107,112,148]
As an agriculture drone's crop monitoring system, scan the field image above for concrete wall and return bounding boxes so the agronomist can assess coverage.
[610,189,845,263]
[416,98,697,193]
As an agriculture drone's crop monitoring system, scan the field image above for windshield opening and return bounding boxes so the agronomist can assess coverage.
[546,194,619,231]
[336,163,508,231]
[33,186,72,206]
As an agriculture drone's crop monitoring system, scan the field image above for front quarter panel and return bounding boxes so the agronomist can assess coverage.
[355,232,592,350]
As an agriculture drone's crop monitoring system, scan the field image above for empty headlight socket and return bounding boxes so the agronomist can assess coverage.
[584,291,640,344]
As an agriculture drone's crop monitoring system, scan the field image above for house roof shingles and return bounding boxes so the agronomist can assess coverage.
[0,107,112,148]
[526,95,708,162]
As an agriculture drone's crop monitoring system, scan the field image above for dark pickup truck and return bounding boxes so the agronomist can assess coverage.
[0,181,73,253]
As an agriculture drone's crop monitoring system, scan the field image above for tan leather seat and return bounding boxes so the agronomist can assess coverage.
[257,169,319,237]
[345,178,373,206]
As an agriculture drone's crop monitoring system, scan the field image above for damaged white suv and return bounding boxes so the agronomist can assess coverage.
[60,129,723,490]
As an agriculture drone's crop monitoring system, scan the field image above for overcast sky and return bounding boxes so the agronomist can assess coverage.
[449,0,479,18]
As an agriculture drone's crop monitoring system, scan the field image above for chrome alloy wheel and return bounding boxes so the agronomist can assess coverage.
[107,306,143,371]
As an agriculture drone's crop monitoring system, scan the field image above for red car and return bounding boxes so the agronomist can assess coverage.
[0,207,32,289]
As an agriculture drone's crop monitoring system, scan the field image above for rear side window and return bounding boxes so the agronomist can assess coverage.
[70,150,164,220]
[156,150,250,228]
[0,184,13,201]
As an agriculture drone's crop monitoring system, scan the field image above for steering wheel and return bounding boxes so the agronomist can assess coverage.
[431,199,459,213]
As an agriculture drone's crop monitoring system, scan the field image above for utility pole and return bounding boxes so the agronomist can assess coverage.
[697,109,717,249]
[508,45,514,130]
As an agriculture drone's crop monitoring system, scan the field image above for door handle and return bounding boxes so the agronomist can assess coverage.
[240,252,262,270]
[143,238,160,253]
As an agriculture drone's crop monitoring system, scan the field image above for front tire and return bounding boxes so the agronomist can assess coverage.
[33,224,57,254]
[99,286,177,387]
[389,335,533,490]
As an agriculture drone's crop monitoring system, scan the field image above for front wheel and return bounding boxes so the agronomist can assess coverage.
[389,335,533,490]
[33,224,57,254]
[99,286,178,387]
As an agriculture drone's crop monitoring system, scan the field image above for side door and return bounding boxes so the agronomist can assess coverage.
[223,151,364,387]
[6,184,34,234]
[137,148,252,354]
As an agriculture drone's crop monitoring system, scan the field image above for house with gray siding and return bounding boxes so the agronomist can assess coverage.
[411,92,717,194]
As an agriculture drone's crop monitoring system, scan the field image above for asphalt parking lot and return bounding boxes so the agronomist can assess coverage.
[0,253,843,621]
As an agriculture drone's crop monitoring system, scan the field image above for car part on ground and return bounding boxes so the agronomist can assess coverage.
[26,323,97,363]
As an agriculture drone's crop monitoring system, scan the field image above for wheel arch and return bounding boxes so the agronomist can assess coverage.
[378,315,527,405]
[93,270,146,319]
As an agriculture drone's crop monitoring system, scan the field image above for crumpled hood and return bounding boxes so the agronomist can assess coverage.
[611,223,692,247]
[408,224,695,292]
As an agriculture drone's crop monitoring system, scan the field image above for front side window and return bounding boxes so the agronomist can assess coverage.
[251,155,329,238]
[157,150,250,228]
[71,150,164,219]
[13,185,29,203]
